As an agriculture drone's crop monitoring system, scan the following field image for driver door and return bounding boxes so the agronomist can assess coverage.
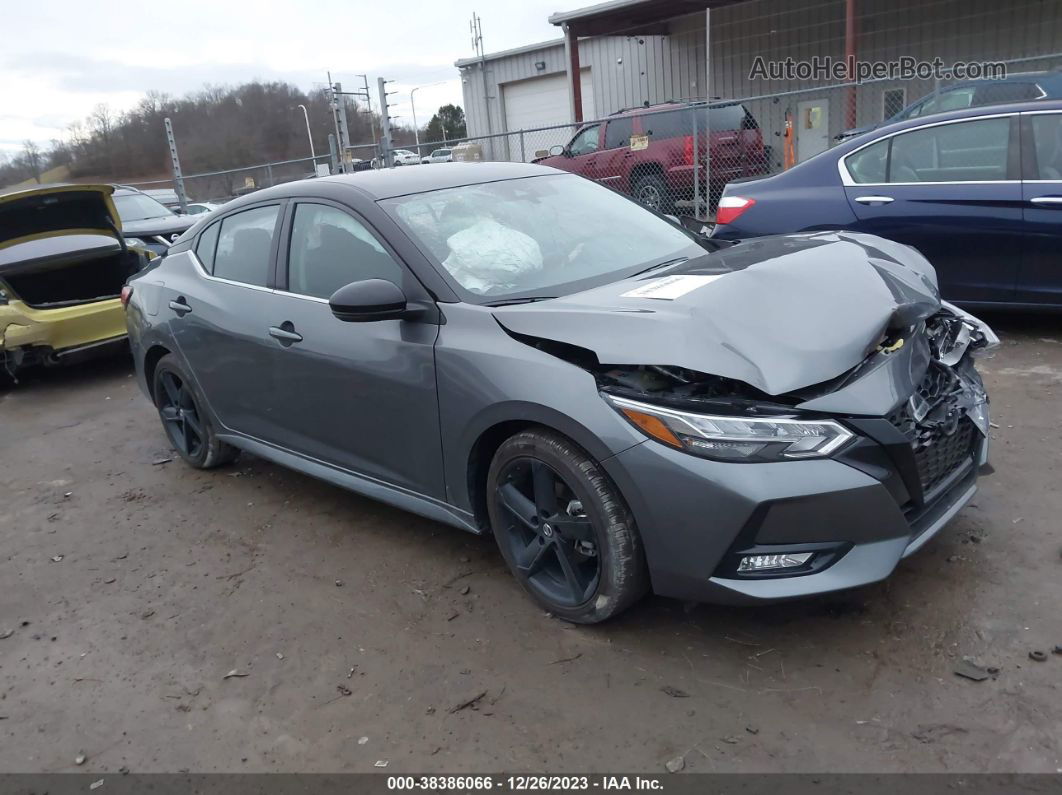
[263,200,445,498]
[550,124,602,179]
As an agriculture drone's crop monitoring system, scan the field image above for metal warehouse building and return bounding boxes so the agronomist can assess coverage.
[457,0,1062,163]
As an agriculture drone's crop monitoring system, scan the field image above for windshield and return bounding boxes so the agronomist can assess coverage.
[382,174,702,301]
[113,193,175,222]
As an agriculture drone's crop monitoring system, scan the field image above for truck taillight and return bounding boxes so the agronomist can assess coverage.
[120,285,133,308]
[715,196,755,225]
[683,135,693,165]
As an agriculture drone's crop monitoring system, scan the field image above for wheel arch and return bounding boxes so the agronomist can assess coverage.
[462,403,621,534]
[143,343,173,401]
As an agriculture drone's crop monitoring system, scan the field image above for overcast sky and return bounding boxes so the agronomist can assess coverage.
[0,0,567,154]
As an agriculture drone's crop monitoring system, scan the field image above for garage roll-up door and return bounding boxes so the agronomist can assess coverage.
[503,70,595,160]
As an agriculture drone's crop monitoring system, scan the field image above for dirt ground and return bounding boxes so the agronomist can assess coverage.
[1,312,1060,775]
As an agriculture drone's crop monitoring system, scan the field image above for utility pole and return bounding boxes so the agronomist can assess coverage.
[470,12,493,158]
[163,117,188,213]
[326,72,353,173]
[377,77,398,168]
[356,74,378,150]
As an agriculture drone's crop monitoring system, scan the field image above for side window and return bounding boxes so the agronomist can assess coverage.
[975,82,1041,105]
[844,139,889,184]
[213,205,280,286]
[709,104,744,131]
[604,117,633,150]
[1029,113,1062,180]
[643,109,687,140]
[569,124,600,156]
[287,203,404,300]
[889,117,1010,182]
[912,87,976,118]
[195,222,220,272]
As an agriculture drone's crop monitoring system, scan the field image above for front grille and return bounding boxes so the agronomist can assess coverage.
[911,418,976,494]
[888,364,979,497]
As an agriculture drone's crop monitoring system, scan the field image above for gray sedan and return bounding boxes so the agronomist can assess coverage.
[125,163,997,623]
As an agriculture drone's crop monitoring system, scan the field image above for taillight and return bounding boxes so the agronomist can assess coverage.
[120,285,133,308]
[716,196,755,225]
[683,135,693,165]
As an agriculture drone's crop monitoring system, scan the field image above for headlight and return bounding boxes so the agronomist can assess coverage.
[605,394,854,462]
[124,237,147,248]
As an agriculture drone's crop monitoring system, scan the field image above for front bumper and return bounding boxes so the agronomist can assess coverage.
[0,298,127,370]
[602,425,987,605]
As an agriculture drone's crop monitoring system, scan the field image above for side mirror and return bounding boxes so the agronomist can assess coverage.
[329,279,419,322]
[549,144,565,157]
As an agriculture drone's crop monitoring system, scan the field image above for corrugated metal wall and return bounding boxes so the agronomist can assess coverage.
[459,0,1062,141]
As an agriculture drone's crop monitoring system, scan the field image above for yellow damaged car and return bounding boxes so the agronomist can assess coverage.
[0,184,154,378]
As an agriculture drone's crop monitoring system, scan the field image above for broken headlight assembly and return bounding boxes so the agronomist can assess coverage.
[605,394,854,462]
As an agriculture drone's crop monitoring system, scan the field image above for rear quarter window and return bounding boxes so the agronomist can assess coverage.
[195,222,220,272]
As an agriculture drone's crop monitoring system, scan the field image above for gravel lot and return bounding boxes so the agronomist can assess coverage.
[1,312,1060,774]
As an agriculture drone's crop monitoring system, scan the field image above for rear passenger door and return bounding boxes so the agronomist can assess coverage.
[169,202,285,441]
[594,116,635,189]
[1018,110,1062,305]
[264,200,445,497]
[841,114,1024,303]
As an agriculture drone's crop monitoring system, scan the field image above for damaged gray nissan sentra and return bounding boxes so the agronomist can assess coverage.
[125,162,998,623]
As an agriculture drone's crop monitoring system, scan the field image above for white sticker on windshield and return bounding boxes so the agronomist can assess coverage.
[620,274,725,300]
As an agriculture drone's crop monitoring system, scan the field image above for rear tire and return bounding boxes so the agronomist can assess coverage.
[487,428,649,623]
[632,172,672,213]
[152,354,238,470]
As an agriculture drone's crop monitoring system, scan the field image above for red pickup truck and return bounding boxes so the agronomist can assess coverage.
[534,101,769,213]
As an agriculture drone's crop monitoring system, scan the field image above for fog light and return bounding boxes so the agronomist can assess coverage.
[738,552,813,572]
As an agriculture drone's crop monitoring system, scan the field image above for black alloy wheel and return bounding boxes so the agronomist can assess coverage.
[152,354,237,469]
[487,429,648,623]
[495,458,600,607]
[158,370,205,459]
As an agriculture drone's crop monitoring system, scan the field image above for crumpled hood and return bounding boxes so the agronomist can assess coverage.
[121,214,196,239]
[493,231,941,396]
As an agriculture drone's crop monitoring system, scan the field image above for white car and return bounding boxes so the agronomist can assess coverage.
[184,202,221,216]
[421,148,454,164]
[392,149,421,166]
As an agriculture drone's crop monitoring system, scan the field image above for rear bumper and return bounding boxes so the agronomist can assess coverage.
[0,298,127,368]
[602,431,987,606]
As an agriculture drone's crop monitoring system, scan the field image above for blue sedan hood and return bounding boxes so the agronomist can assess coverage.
[492,232,941,396]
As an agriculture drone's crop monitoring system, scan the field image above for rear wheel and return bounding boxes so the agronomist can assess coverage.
[153,354,237,469]
[632,172,672,213]
[487,429,648,623]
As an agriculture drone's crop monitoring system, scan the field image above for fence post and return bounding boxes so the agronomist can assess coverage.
[164,117,188,213]
[519,130,526,163]
[328,134,338,175]
[691,105,700,220]
[266,164,274,187]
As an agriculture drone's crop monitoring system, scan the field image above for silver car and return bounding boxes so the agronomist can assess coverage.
[125,163,997,623]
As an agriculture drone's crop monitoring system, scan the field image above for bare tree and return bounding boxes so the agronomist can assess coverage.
[21,140,42,182]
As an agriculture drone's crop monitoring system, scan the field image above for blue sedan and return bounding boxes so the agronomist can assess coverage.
[712,99,1062,309]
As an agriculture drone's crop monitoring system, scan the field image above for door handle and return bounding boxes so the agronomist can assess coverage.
[1029,196,1062,206]
[168,299,191,316]
[854,195,895,205]
[268,324,303,345]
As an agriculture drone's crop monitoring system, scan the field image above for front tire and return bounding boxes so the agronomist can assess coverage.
[487,429,648,623]
[152,354,238,469]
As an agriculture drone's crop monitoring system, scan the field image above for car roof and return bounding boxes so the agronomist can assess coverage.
[938,70,1062,91]
[314,161,563,200]
[841,97,1062,149]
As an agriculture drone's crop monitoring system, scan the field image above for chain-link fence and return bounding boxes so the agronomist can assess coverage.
[125,154,334,206]
[407,48,1062,219]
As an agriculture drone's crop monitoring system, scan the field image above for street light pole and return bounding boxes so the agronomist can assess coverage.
[297,104,316,162]
[410,82,446,155]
